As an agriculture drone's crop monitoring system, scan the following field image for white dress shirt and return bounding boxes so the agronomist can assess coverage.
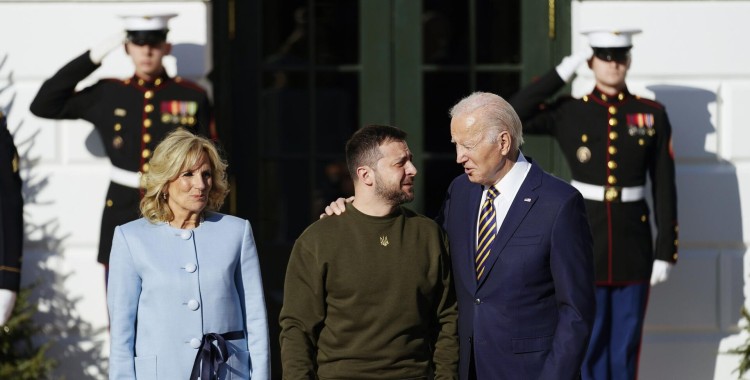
[476,153,532,245]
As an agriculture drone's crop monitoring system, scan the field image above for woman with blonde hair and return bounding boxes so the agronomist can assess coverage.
[107,128,270,380]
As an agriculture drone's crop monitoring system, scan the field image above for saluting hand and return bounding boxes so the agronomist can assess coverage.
[89,31,127,65]
[555,47,594,83]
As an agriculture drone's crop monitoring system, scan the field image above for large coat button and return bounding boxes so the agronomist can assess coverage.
[190,338,201,348]
[185,263,197,273]
[187,299,200,310]
[180,231,192,240]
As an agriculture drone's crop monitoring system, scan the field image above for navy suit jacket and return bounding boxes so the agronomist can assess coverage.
[437,159,595,380]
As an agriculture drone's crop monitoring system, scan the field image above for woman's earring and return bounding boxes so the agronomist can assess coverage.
[162,192,167,200]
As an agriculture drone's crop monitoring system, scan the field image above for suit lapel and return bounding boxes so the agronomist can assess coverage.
[477,161,542,289]
[461,184,483,294]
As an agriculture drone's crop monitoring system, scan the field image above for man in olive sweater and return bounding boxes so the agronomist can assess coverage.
[279,125,459,379]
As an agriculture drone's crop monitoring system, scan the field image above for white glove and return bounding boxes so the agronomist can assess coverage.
[0,289,17,325]
[555,47,594,83]
[89,31,127,65]
[650,259,673,286]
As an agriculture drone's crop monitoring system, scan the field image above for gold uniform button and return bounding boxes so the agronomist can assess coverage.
[144,90,154,99]
[600,93,608,101]
[641,215,647,222]
[143,133,152,143]
[608,118,618,126]
[608,106,617,115]
[581,134,588,143]
[142,163,150,172]
[112,136,124,149]
[144,119,152,128]
[145,104,154,113]
[608,146,617,155]
[607,175,617,185]
[106,199,113,207]
[608,160,618,169]
[142,149,151,159]
[138,79,145,86]
[674,240,679,247]
[114,123,122,131]
[672,253,678,261]
[582,95,589,102]
[609,131,618,140]
[155,78,162,86]
[675,226,679,232]
[638,138,645,146]
[605,187,619,202]
[618,93,625,101]
[576,147,592,163]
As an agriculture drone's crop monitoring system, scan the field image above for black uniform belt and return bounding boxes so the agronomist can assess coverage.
[190,330,244,380]
[571,180,645,203]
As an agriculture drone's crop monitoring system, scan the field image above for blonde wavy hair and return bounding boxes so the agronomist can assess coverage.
[140,128,228,224]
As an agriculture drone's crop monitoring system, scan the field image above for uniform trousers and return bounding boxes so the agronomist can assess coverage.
[583,283,650,380]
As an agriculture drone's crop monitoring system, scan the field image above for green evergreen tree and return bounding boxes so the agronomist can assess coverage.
[729,306,750,379]
[0,286,56,379]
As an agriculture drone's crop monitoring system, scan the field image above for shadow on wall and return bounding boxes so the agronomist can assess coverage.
[1,55,107,377]
[84,42,208,159]
[18,123,108,379]
[641,85,744,379]
[171,43,206,79]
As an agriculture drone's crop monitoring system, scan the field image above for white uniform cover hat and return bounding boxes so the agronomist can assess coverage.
[582,29,642,48]
[120,13,177,32]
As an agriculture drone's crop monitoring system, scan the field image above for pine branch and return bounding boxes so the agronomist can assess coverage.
[0,285,56,379]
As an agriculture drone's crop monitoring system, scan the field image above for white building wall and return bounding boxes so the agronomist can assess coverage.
[571,1,750,379]
[0,2,209,378]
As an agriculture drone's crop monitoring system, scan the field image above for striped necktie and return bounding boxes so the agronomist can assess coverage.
[476,186,500,281]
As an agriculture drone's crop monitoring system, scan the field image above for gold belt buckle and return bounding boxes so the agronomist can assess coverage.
[604,186,621,202]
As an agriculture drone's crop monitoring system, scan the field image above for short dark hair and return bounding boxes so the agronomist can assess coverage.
[345,125,407,180]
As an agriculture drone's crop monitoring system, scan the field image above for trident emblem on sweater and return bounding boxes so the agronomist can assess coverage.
[380,236,389,247]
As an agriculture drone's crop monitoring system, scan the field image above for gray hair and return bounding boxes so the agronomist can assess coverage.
[449,92,524,150]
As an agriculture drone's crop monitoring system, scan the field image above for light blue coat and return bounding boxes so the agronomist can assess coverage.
[108,212,270,380]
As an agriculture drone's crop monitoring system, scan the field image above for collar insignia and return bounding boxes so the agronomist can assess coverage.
[380,236,389,247]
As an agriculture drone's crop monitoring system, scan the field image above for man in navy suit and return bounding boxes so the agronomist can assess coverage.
[438,92,595,380]
[322,92,595,379]
[509,30,678,380]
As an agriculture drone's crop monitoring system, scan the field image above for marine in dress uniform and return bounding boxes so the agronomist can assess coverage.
[0,111,23,325]
[509,29,678,380]
[29,14,215,267]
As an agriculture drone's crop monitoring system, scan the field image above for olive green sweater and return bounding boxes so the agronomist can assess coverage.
[279,204,458,379]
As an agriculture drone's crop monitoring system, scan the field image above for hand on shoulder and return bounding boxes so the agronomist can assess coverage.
[319,196,354,219]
